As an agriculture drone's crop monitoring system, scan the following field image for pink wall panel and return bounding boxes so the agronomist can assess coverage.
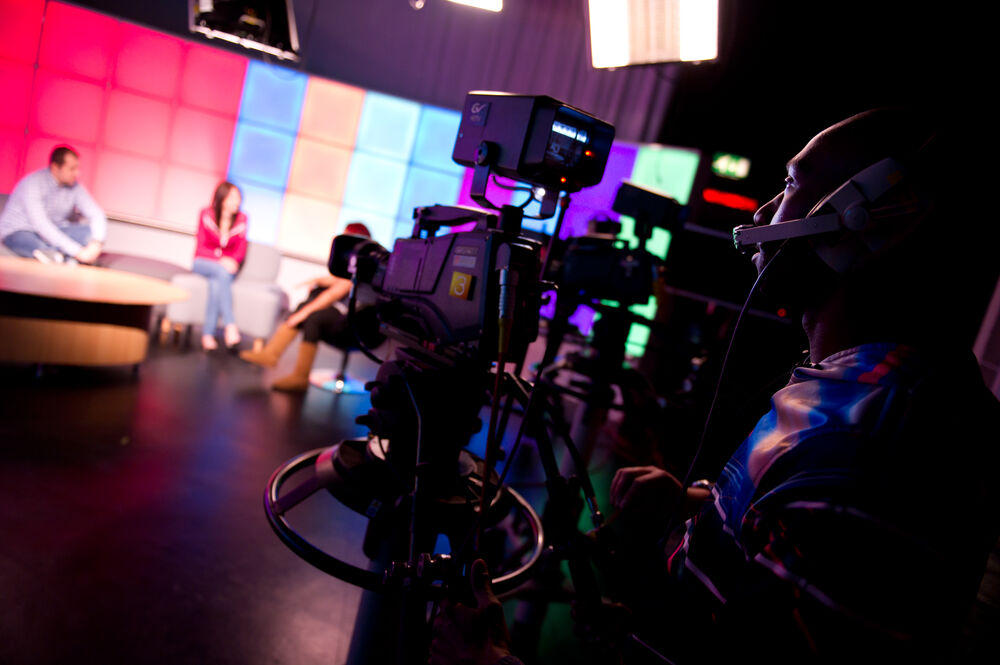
[179,45,247,117]
[168,108,236,175]
[0,60,34,131]
[102,90,172,159]
[298,78,365,148]
[0,129,26,193]
[93,151,162,219]
[0,0,44,64]
[24,138,97,188]
[158,166,225,232]
[38,2,118,83]
[113,24,184,99]
[30,71,105,145]
[286,138,351,202]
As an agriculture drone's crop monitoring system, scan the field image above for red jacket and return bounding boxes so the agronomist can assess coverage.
[194,207,248,265]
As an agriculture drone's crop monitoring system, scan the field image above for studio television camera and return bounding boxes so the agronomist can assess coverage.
[329,92,614,368]
[264,92,615,665]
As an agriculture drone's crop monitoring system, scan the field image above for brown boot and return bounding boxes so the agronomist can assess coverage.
[240,324,297,367]
[272,342,318,392]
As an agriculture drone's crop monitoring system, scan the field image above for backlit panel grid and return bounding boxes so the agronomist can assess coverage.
[0,56,34,191]
[0,0,45,65]
[391,106,468,242]
[277,76,366,254]
[0,0,42,191]
[333,92,422,257]
[229,60,307,245]
[11,2,247,233]
[153,43,245,231]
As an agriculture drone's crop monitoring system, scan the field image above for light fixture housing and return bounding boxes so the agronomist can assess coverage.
[588,0,718,68]
[446,0,503,12]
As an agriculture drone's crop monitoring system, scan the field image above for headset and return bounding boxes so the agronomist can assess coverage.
[732,154,929,274]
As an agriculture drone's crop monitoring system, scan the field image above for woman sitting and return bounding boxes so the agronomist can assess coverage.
[193,181,248,351]
[240,222,382,392]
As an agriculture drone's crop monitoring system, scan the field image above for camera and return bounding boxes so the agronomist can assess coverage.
[266,93,617,665]
[329,92,616,368]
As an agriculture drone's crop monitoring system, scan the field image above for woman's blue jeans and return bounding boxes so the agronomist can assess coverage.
[192,258,236,334]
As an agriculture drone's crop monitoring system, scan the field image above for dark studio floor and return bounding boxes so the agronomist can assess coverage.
[0,338,380,664]
[0,331,618,665]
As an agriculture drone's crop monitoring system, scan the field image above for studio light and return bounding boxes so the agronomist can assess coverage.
[446,0,503,12]
[588,0,718,68]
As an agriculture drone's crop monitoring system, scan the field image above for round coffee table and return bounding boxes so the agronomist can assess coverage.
[0,257,188,366]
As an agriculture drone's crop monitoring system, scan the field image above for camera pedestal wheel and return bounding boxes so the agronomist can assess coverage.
[264,439,544,594]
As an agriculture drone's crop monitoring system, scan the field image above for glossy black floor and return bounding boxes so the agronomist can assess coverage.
[0,333,599,665]
[0,339,383,665]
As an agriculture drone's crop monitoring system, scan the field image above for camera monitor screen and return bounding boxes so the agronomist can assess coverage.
[452,92,614,193]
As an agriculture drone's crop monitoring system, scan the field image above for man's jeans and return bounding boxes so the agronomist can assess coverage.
[1,224,93,259]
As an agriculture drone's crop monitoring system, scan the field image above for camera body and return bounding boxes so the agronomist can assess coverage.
[331,92,616,368]
[557,222,658,307]
[332,206,542,366]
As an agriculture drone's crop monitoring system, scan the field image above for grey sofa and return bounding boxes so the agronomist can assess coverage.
[164,242,288,346]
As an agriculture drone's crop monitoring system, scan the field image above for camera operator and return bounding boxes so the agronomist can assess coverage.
[429,108,1000,664]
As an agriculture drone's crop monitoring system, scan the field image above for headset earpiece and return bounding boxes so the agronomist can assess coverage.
[733,156,919,274]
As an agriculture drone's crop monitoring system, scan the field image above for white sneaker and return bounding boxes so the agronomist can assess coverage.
[32,248,65,264]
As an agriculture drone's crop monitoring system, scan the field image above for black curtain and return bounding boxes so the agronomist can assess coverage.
[296,0,678,142]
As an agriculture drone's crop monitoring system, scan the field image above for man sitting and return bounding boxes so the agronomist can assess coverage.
[0,145,107,264]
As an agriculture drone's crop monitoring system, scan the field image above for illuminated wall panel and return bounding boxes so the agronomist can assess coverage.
[168,108,236,175]
[342,152,407,218]
[102,90,172,159]
[179,44,246,117]
[37,2,117,82]
[239,184,285,246]
[285,138,352,202]
[93,151,163,219]
[228,123,297,190]
[158,167,227,231]
[396,166,464,224]
[412,107,464,176]
[29,72,105,144]
[0,129,25,193]
[277,194,341,261]
[355,93,420,161]
[114,24,184,99]
[299,77,365,148]
[0,0,44,64]
[629,145,701,206]
[0,60,33,131]
[239,61,307,133]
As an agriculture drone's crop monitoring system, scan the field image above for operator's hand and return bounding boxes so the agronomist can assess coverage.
[219,256,239,274]
[610,466,682,513]
[74,240,102,265]
[429,559,514,665]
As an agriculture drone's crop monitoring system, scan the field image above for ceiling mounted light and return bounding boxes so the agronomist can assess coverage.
[588,0,718,68]
[446,0,503,12]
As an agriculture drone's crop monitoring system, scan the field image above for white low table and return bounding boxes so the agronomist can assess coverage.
[0,257,188,366]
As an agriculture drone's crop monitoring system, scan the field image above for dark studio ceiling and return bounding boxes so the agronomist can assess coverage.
[68,0,984,194]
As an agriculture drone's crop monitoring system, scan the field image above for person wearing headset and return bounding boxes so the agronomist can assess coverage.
[429,109,1000,665]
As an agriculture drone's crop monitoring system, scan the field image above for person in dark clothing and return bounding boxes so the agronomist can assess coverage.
[429,108,1000,664]
[240,222,382,392]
